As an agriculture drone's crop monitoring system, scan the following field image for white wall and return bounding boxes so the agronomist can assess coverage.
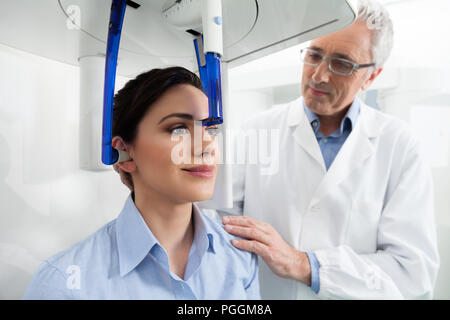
[0,43,131,299]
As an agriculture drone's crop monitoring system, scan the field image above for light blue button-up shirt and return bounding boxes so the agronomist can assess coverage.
[23,194,260,300]
[303,98,360,171]
[303,98,360,294]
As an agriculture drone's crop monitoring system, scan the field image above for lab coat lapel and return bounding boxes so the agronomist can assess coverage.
[311,103,377,203]
[288,99,326,171]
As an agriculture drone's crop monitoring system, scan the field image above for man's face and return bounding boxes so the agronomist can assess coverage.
[301,20,380,116]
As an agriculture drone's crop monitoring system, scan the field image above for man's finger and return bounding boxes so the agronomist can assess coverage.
[223,216,272,236]
[224,225,270,245]
[231,239,268,258]
[222,215,261,228]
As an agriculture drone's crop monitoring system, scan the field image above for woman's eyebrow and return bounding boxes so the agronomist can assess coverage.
[158,113,193,124]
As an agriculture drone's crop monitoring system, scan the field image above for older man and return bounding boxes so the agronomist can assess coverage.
[220,0,439,299]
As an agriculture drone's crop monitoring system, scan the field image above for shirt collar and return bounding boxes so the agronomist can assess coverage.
[302,97,360,136]
[192,202,216,256]
[116,194,215,277]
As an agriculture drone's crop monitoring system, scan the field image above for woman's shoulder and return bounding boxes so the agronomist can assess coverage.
[199,211,259,293]
[23,219,118,299]
[36,219,117,278]
[199,210,257,264]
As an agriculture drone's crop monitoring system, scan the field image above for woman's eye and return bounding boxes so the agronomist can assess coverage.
[206,126,221,136]
[171,126,189,135]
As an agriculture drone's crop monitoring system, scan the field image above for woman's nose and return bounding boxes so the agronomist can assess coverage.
[192,127,216,158]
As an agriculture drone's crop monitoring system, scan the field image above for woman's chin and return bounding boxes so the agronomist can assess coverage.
[179,175,217,202]
[181,187,215,203]
[191,191,215,202]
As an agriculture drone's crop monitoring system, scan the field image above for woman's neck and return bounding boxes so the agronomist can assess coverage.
[132,186,194,279]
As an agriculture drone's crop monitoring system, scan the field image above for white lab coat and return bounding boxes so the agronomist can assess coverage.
[221,97,439,300]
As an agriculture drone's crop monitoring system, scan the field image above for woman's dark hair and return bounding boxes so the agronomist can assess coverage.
[113,66,203,144]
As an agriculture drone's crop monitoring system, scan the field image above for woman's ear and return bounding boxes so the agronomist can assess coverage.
[112,136,136,173]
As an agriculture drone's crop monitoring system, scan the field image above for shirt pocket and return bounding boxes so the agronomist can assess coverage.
[344,199,383,253]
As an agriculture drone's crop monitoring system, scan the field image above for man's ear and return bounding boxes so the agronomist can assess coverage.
[111,136,136,173]
[361,67,383,91]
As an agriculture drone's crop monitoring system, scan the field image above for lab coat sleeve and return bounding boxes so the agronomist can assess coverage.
[313,135,440,300]
[22,260,75,300]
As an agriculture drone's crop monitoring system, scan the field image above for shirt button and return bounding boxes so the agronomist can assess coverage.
[312,121,318,127]
[323,138,328,143]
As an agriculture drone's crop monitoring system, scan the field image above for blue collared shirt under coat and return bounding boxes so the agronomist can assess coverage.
[23,194,260,300]
[303,98,361,171]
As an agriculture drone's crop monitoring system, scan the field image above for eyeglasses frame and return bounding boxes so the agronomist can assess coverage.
[300,48,376,76]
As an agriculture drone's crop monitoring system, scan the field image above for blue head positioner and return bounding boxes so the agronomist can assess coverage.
[194,35,223,127]
[102,0,127,165]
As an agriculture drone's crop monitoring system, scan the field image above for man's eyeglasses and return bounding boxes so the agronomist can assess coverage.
[300,48,375,76]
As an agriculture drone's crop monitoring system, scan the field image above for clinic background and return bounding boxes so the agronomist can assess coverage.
[0,0,449,299]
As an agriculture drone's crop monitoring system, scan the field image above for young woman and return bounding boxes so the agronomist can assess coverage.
[23,67,259,299]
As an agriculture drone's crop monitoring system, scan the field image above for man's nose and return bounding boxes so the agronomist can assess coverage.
[311,59,331,83]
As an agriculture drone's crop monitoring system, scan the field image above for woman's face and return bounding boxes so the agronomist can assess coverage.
[120,84,219,203]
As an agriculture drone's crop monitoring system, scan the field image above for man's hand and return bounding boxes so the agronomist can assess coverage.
[113,163,134,191]
[222,215,312,286]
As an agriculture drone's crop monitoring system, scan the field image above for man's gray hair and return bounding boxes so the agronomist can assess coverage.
[357,0,394,69]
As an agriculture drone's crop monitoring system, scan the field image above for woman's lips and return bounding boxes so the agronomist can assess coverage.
[182,165,215,178]
[310,87,328,96]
